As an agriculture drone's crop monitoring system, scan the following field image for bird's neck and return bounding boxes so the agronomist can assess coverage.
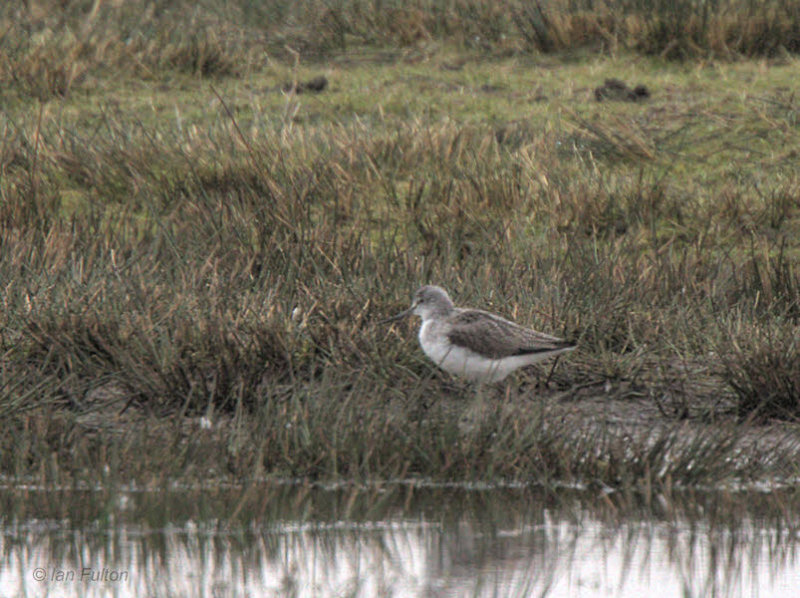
[424,305,453,322]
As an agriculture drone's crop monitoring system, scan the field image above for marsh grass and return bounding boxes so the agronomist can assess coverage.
[1,1,800,489]
[4,0,800,103]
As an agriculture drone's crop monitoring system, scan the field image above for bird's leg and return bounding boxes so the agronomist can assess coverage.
[544,356,561,388]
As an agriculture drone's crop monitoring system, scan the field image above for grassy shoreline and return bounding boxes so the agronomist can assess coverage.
[2,1,800,489]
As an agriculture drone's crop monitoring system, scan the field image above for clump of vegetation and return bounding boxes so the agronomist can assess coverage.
[719,322,800,420]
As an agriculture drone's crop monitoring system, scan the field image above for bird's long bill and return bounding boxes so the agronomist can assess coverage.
[379,306,414,325]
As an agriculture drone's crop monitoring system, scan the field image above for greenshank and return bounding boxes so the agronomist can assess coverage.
[385,285,576,383]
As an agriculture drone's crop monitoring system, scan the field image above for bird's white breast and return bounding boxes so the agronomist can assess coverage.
[417,319,570,382]
[419,320,504,382]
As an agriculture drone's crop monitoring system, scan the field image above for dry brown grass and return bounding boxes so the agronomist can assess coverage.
[3,0,800,102]
[1,104,798,486]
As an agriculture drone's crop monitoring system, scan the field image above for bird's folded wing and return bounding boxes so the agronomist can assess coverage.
[447,310,573,360]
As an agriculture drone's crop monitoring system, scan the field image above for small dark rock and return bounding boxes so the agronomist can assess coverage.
[282,75,328,94]
[594,78,650,102]
[302,76,328,93]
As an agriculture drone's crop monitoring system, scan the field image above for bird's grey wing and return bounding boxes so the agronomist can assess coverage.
[447,310,573,360]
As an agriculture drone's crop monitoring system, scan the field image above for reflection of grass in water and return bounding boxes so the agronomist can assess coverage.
[2,3,800,488]
[2,483,800,596]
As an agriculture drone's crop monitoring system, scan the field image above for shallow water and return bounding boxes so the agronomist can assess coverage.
[0,481,798,597]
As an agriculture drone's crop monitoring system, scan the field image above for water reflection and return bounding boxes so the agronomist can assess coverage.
[0,482,798,597]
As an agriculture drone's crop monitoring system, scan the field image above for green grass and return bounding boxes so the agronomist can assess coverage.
[1,0,800,490]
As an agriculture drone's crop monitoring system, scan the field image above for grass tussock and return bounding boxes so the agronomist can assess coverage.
[719,320,800,420]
